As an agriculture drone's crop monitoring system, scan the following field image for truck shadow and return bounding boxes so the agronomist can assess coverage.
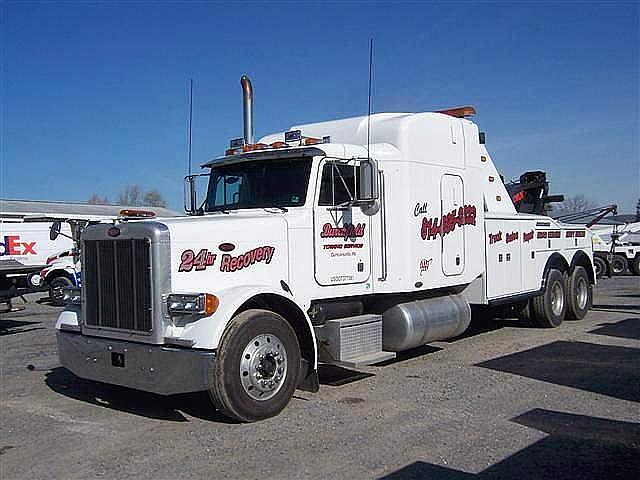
[44,367,239,423]
[0,319,44,336]
[319,364,374,386]
[589,318,640,341]
[379,408,640,479]
[475,340,640,403]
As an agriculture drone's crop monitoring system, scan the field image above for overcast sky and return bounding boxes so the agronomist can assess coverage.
[2,2,638,212]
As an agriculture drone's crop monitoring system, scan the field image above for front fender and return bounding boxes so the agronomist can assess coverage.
[173,285,317,365]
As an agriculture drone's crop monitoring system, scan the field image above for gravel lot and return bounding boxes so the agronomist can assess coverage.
[1,277,638,479]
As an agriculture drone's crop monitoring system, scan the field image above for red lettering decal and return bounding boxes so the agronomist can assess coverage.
[21,242,37,255]
[7,236,20,255]
[179,249,195,272]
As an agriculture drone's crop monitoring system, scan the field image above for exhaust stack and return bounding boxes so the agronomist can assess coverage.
[240,75,254,144]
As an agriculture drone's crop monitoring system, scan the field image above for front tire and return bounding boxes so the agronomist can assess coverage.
[530,268,566,328]
[611,254,628,275]
[631,256,640,276]
[566,266,592,320]
[209,309,301,422]
[49,276,74,306]
[593,256,608,279]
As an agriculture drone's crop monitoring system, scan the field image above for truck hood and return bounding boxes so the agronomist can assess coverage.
[159,211,289,289]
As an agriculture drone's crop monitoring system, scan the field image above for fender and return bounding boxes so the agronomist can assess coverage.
[175,284,318,368]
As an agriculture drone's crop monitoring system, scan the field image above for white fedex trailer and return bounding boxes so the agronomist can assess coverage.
[56,77,594,422]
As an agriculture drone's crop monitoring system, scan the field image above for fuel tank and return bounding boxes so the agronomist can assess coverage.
[382,294,471,351]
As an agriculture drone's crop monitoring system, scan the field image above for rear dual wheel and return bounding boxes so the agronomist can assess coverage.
[531,269,566,328]
[566,266,591,320]
[209,309,300,422]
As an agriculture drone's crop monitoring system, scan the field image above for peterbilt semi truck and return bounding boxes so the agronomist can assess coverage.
[56,76,594,422]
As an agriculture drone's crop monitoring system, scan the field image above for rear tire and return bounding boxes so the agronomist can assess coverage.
[566,266,591,320]
[49,276,74,306]
[209,309,301,422]
[611,255,628,275]
[631,256,640,276]
[593,256,607,279]
[530,268,566,328]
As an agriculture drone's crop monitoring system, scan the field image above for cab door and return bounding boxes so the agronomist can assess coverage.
[441,174,465,275]
[313,159,371,286]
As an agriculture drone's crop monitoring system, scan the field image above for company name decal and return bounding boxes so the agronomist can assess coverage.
[320,223,366,240]
[523,230,534,242]
[220,246,275,272]
[566,230,586,238]
[0,235,37,256]
[420,205,477,241]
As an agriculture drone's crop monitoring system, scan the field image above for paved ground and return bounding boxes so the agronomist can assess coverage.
[1,277,638,479]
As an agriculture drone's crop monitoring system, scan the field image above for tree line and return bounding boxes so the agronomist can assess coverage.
[88,184,166,207]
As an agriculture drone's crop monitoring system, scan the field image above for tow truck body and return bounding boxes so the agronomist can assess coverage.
[56,77,594,421]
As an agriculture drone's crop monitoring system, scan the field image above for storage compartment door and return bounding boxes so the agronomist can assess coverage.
[441,174,465,276]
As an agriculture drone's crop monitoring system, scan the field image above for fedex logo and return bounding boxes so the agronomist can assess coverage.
[0,235,37,256]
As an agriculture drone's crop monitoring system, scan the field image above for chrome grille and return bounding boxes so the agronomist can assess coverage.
[84,238,152,333]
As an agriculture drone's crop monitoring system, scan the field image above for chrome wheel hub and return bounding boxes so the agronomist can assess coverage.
[576,277,588,310]
[551,282,564,317]
[240,334,287,401]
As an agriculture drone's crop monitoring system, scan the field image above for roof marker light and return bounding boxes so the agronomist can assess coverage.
[119,209,156,218]
[436,106,476,118]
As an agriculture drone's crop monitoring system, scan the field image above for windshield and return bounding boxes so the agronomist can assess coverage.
[203,157,312,212]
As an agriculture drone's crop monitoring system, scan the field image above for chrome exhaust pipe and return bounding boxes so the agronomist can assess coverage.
[240,75,254,144]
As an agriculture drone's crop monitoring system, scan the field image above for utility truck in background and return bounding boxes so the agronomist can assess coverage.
[56,76,595,422]
[0,220,74,307]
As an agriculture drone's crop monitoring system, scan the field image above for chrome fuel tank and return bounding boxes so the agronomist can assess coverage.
[382,294,471,351]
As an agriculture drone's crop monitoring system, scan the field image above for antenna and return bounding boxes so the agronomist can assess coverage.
[188,78,194,176]
[367,38,374,159]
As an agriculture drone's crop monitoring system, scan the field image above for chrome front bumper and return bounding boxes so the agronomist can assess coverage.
[57,332,216,395]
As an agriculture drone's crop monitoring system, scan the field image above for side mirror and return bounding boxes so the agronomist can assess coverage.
[184,175,198,214]
[50,220,62,241]
[357,158,379,202]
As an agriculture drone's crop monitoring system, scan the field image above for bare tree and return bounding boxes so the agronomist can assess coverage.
[87,194,109,205]
[553,195,597,215]
[143,189,167,207]
[118,185,142,206]
[636,198,640,221]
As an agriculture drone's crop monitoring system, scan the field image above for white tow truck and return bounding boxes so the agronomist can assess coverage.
[56,76,594,422]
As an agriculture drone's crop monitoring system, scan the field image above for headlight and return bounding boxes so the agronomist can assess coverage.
[63,287,82,305]
[167,293,219,316]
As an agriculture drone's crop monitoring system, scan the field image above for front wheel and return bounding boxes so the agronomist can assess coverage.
[611,255,628,275]
[566,266,592,320]
[209,309,301,422]
[631,256,640,276]
[49,276,74,306]
[530,268,566,328]
[593,256,608,279]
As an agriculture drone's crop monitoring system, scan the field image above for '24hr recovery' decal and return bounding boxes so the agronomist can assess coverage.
[179,246,275,273]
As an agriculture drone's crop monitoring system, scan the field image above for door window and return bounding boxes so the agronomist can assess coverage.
[318,163,358,206]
